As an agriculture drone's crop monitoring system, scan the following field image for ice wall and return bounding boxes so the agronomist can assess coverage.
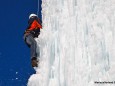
[28,0,115,86]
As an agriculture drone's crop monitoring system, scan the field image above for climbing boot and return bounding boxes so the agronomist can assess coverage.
[31,57,38,67]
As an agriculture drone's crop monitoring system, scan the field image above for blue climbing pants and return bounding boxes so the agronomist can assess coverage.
[24,34,39,59]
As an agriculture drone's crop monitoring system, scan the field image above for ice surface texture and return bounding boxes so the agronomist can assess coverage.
[28,0,115,86]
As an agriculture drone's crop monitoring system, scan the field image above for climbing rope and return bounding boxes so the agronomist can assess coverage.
[37,0,39,16]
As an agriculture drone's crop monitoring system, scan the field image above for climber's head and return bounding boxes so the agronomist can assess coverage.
[29,13,38,19]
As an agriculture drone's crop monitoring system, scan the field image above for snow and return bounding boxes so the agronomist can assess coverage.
[28,0,115,86]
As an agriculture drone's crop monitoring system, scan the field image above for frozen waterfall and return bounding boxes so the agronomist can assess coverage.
[28,0,115,86]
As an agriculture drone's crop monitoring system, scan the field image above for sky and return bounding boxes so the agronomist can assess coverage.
[0,0,42,85]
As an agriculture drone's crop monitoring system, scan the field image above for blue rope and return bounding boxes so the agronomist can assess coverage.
[37,0,39,16]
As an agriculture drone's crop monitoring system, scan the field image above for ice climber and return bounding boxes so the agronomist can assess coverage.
[23,13,42,67]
